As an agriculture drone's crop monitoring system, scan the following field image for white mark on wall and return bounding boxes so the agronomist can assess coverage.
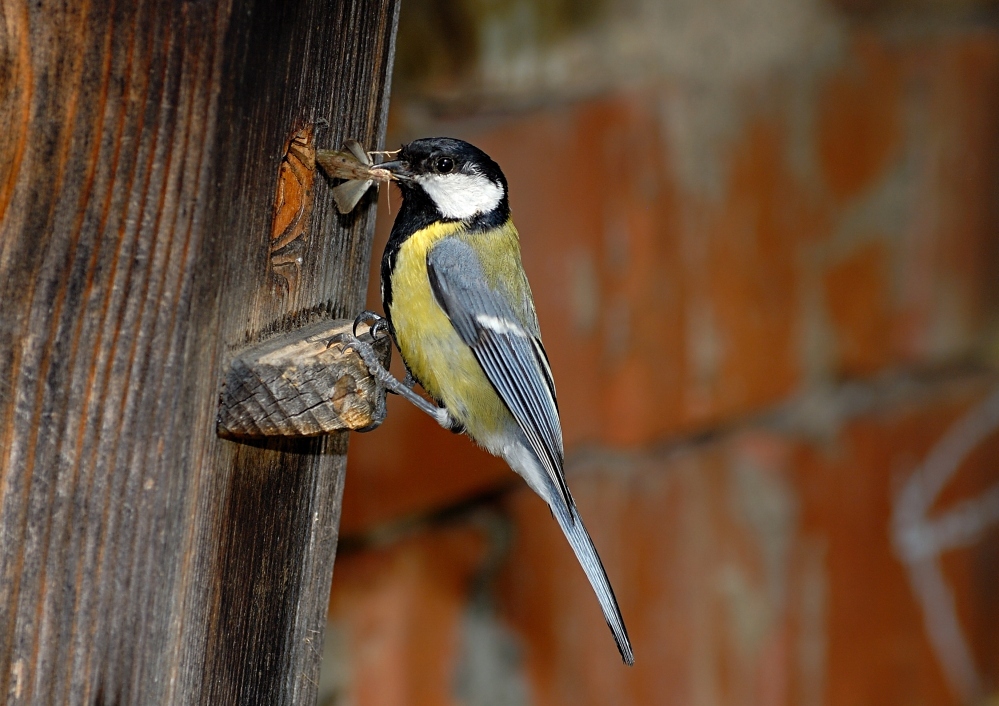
[890,387,999,703]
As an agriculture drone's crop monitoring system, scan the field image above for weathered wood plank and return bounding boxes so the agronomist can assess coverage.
[0,0,399,703]
[217,320,392,437]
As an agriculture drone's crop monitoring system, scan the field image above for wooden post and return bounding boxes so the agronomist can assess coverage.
[0,0,399,703]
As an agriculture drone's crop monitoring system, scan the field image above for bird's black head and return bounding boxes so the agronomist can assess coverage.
[379,137,509,225]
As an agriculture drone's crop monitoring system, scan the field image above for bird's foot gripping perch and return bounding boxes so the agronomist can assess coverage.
[329,313,462,433]
[351,310,389,339]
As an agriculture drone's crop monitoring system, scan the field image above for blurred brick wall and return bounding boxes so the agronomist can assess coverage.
[320,1,999,704]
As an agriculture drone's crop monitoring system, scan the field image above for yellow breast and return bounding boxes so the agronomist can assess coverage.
[388,222,511,439]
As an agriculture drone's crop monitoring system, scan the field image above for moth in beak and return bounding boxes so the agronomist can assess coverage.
[316,139,395,213]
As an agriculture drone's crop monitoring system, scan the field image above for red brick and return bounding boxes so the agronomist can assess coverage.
[327,526,488,706]
[817,36,903,202]
[894,35,999,361]
[823,241,894,376]
[693,119,812,422]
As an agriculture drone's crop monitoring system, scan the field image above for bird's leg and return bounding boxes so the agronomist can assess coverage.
[329,331,459,431]
[353,312,420,392]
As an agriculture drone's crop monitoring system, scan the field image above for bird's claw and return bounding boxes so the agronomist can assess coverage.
[353,310,389,339]
[326,332,348,350]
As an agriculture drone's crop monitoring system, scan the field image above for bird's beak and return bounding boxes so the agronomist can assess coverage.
[375,160,412,181]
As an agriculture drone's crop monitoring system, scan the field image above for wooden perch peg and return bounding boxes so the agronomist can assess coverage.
[218,319,392,437]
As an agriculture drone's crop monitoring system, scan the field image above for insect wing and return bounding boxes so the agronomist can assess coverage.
[332,178,374,214]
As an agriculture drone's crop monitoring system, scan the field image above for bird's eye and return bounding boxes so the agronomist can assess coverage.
[435,157,454,174]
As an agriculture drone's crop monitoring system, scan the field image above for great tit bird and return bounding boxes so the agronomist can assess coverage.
[347,137,633,665]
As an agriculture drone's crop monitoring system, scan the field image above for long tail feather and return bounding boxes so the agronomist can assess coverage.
[503,440,634,664]
[551,496,634,665]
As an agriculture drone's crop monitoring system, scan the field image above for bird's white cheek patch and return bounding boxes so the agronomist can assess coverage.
[418,173,504,220]
[476,314,527,337]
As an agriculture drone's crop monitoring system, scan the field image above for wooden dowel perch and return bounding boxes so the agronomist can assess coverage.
[218,320,391,437]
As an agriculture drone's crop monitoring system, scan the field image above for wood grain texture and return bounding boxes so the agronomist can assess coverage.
[217,320,392,437]
[0,0,399,703]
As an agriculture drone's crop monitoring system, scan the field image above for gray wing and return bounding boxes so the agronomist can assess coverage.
[427,238,574,517]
